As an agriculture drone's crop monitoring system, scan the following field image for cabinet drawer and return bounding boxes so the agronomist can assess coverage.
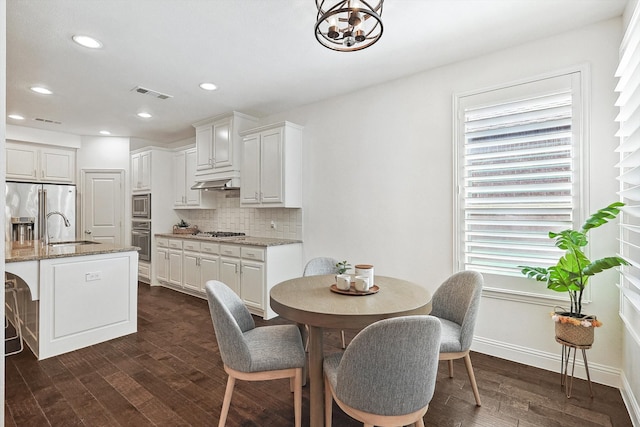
[241,246,265,261]
[183,240,201,252]
[201,242,220,254]
[168,239,183,249]
[220,244,241,258]
[138,262,150,279]
[156,238,169,248]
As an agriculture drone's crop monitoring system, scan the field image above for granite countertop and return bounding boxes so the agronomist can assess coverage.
[5,240,141,263]
[154,233,302,247]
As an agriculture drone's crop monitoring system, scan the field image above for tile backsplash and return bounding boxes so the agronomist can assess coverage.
[178,190,302,240]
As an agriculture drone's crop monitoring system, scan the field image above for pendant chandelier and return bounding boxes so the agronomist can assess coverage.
[315,0,384,52]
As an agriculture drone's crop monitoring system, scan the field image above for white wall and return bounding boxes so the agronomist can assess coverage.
[6,124,81,148]
[263,18,625,387]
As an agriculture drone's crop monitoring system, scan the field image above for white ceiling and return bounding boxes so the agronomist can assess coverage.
[6,0,629,145]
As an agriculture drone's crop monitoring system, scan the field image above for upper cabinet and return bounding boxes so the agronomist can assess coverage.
[240,122,303,208]
[6,141,76,183]
[173,147,216,209]
[192,112,258,175]
[131,150,151,192]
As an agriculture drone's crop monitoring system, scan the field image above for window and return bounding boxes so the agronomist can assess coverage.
[616,6,640,332]
[455,72,586,288]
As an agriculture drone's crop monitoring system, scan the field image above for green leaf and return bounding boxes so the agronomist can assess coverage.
[582,256,629,276]
[551,230,587,250]
[581,202,624,232]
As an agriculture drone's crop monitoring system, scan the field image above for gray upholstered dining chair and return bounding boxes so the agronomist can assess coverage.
[430,270,484,406]
[303,257,347,349]
[323,315,442,427]
[205,280,305,427]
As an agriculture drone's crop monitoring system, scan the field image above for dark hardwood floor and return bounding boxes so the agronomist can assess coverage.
[5,283,633,426]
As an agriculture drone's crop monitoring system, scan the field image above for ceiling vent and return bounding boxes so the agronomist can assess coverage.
[131,86,173,100]
[34,117,62,124]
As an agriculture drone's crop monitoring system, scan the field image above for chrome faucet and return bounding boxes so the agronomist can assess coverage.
[44,211,71,245]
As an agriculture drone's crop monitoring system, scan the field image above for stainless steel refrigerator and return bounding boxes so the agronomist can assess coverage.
[5,181,77,243]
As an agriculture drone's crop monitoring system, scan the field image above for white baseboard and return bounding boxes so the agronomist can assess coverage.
[621,373,640,427]
[471,336,621,388]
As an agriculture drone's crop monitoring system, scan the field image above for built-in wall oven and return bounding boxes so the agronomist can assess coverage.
[132,220,151,261]
[132,193,151,219]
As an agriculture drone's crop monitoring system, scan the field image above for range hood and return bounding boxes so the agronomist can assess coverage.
[190,174,240,191]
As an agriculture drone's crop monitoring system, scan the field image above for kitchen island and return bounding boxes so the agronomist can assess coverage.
[5,240,139,360]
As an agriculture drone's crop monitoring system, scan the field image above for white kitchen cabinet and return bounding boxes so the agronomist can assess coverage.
[192,111,258,174]
[173,147,216,209]
[240,122,303,208]
[138,261,151,284]
[152,236,301,319]
[155,239,170,283]
[131,150,151,192]
[6,141,76,183]
[168,239,183,287]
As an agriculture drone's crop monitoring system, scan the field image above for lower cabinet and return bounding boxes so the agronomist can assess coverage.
[153,236,302,319]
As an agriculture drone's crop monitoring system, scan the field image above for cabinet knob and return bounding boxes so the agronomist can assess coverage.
[84,230,92,235]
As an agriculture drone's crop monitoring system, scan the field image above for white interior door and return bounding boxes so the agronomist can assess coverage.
[82,170,124,244]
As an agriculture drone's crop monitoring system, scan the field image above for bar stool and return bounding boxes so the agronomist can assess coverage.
[556,337,593,398]
[5,278,24,356]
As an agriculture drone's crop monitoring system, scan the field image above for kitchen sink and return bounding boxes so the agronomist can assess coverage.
[48,240,101,247]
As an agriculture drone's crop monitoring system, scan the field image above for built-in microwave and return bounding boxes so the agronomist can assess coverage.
[132,193,151,219]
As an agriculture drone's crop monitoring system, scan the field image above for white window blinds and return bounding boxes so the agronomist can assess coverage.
[616,5,640,322]
[456,73,583,278]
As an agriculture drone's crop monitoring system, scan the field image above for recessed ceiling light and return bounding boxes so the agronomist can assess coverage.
[72,34,103,49]
[30,86,53,95]
[199,82,218,91]
[137,112,152,118]
[8,114,25,120]
[99,130,111,135]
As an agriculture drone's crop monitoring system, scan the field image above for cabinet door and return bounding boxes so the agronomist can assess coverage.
[184,148,200,205]
[41,147,75,182]
[241,260,265,311]
[212,117,232,168]
[195,125,213,170]
[6,144,39,180]
[131,153,141,189]
[182,251,200,291]
[240,134,261,204]
[155,247,169,283]
[139,151,151,190]
[259,128,284,204]
[168,249,183,286]
[173,151,186,206]
[200,255,219,291]
[220,257,241,297]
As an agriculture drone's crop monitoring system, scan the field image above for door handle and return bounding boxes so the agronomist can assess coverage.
[85,230,92,235]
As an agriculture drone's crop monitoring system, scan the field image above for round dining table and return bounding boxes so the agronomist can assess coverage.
[270,274,432,427]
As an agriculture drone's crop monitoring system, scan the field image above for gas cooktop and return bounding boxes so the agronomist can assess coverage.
[196,231,246,238]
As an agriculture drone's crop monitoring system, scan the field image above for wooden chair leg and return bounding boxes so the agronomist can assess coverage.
[416,417,425,427]
[448,359,454,378]
[463,353,482,406]
[340,330,346,349]
[294,368,302,427]
[324,375,333,427]
[219,375,236,427]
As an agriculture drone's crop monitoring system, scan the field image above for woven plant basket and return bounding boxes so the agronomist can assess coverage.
[173,225,198,235]
[554,308,596,346]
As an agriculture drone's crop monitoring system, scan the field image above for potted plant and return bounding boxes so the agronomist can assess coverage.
[520,202,628,346]
[336,260,351,274]
[173,219,197,234]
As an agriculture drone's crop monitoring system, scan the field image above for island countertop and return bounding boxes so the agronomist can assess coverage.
[5,240,140,263]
